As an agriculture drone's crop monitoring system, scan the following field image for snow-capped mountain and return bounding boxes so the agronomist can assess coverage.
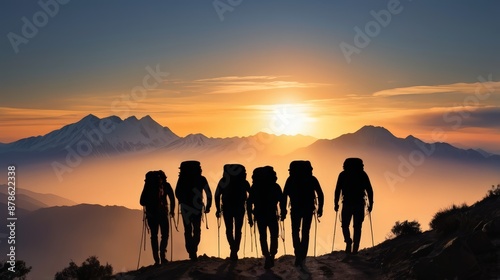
[0,114,179,157]
[1,116,499,169]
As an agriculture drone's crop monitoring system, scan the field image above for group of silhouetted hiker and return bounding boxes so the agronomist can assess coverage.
[139,158,374,270]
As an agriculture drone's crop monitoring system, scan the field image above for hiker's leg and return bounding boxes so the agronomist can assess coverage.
[234,210,245,253]
[300,213,313,260]
[223,211,235,250]
[159,214,169,262]
[290,211,302,257]
[269,216,279,257]
[257,219,270,257]
[192,214,202,256]
[181,213,194,255]
[147,216,160,264]
[352,203,365,253]
[341,204,353,253]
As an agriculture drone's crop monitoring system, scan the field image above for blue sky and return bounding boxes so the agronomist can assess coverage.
[1,0,499,152]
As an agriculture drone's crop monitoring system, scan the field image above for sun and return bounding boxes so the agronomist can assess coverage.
[268,103,314,136]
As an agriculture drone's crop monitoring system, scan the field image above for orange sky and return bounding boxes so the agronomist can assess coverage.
[2,2,500,154]
[1,77,499,154]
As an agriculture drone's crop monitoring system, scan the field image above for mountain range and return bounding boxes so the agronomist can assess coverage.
[1,114,498,167]
[0,114,318,166]
[1,115,499,279]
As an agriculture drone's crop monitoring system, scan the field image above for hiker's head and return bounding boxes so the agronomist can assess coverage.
[289,160,313,177]
[343,158,364,172]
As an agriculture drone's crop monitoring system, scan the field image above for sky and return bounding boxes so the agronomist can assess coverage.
[1,0,500,153]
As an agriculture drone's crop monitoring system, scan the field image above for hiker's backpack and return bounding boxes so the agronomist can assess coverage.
[339,158,369,203]
[285,160,317,210]
[343,158,364,172]
[140,170,166,214]
[176,160,204,205]
[250,166,280,215]
[289,160,313,177]
[219,164,248,210]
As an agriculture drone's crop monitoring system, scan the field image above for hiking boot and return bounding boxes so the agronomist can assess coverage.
[352,243,359,254]
[230,251,238,261]
[294,257,303,267]
[189,253,198,262]
[264,256,273,269]
[345,241,352,254]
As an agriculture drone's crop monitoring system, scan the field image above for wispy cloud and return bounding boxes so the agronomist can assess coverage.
[373,81,500,97]
[192,75,328,94]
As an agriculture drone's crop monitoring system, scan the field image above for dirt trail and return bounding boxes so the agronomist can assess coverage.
[117,252,383,280]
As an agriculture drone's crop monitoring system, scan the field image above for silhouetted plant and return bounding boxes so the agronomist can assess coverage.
[484,184,500,199]
[0,260,31,280]
[429,203,469,234]
[391,220,422,237]
[54,256,113,280]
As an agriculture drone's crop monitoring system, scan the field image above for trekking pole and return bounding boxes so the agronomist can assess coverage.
[254,219,259,257]
[137,209,146,270]
[205,210,209,229]
[176,204,181,230]
[243,215,247,258]
[369,211,375,247]
[313,212,318,257]
[217,214,221,258]
[250,219,254,253]
[280,218,286,255]
[331,211,338,253]
[202,203,209,230]
[170,214,174,262]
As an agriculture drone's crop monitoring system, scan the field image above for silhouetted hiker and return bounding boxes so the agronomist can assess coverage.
[334,158,374,254]
[175,161,212,261]
[281,160,324,268]
[140,170,175,265]
[247,166,283,269]
[215,164,250,261]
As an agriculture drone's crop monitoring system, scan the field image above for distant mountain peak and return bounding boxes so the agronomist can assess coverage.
[82,114,99,121]
[140,115,153,121]
[354,125,396,138]
[124,116,139,122]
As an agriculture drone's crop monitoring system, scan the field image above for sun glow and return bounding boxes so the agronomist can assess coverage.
[268,103,315,136]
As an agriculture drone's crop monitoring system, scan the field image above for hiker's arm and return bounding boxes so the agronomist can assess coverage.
[246,188,253,225]
[165,183,175,214]
[364,172,374,211]
[314,177,324,216]
[203,177,212,212]
[214,180,222,214]
[334,173,343,211]
[280,179,290,219]
[139,185,147,206]
[174,180,181,202]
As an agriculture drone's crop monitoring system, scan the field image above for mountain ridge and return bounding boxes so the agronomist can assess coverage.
[1,115,498,156]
